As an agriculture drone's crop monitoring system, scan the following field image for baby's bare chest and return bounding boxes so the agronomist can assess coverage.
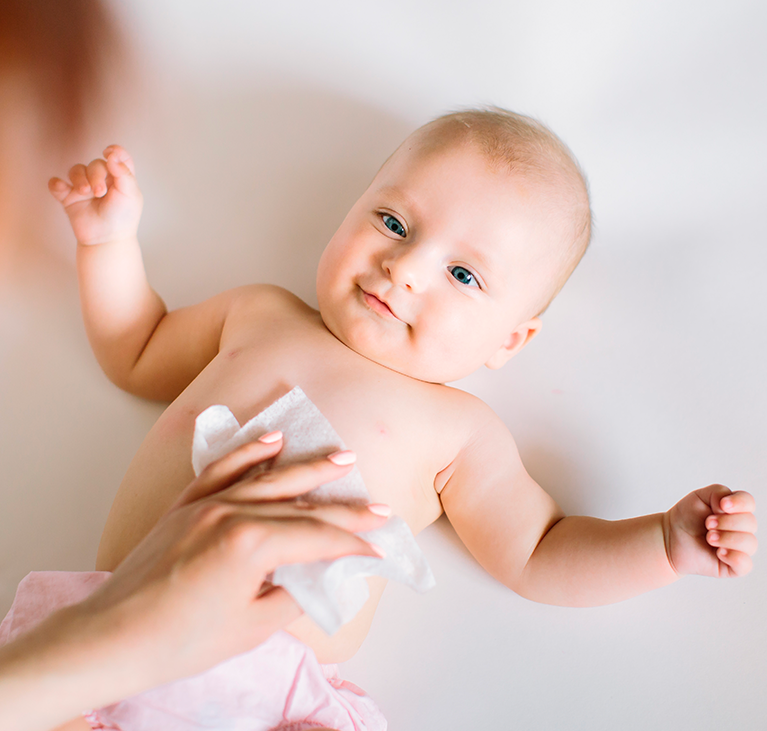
[156,319,461,531]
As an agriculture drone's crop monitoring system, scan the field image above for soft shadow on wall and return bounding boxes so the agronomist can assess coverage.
[132,80,413,309]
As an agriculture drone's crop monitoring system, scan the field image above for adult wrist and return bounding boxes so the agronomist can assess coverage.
[0,603,112,730]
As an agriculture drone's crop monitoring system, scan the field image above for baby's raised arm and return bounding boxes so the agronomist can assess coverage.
[49,147,240,401]
[440,402,756,606]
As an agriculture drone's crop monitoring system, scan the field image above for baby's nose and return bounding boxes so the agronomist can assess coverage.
[382,245,432,292]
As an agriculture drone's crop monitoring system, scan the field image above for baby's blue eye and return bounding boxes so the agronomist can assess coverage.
[382,214,406,237]
[449,266,479,288]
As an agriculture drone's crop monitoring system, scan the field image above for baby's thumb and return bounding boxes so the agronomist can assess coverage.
[104,150,141,198]
[107,157,138,188]
[698,483,733,514]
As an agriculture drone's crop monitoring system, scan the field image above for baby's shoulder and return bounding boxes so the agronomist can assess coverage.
[228,283,309,312]
[430,385,510,443]
[437,384,500,420]
[430,386,519,494]
[222,284,316,328]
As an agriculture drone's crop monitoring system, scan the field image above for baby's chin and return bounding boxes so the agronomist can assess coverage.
[326,328,468,385]
[317,305,488,384]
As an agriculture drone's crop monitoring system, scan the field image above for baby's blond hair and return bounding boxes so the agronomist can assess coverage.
[410,107,592,315]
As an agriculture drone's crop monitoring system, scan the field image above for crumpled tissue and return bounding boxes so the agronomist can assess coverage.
[192,386,436,635]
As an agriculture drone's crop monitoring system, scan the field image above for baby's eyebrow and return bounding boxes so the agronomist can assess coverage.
[462,244,495,277]
[374,185,422,219]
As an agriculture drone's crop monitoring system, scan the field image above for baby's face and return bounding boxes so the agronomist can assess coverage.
[316,141,563,383]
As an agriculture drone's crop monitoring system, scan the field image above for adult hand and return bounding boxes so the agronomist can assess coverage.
[83,435,386,683]
[0,435,387,731]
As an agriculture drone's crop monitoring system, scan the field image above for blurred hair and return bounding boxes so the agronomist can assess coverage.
[0,0,123,151]
[412,107,592,315]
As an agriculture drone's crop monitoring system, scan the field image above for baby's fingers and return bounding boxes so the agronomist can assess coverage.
[103,144,136,176]
[68,163,91,195]
[707,528,757,557]
[87,158,109,198]
[49,165,97,206]
[719,490,756,515]
[705,512,757,535]
[715,548,753,578]
[103,146,141,200]
[48,177,72,202]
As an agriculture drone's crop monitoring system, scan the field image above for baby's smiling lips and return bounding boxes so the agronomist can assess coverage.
[361,288,400,321]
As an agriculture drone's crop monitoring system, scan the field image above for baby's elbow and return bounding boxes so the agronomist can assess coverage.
[103,365,178,403]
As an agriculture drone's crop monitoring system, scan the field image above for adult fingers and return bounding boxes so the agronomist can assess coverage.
[239,517,385,574]
[227,451,357,502]
[216,499,389,534]
[174,437,285,507]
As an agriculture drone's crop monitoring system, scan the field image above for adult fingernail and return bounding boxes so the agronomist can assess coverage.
[369,543,386,558]
[258,430,282,443]
[367,503,391,516]
[328,450,356,465]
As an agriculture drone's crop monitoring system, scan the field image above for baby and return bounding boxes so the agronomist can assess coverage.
[48,108,755,721]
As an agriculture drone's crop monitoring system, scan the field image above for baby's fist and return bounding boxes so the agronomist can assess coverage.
[665,484,757,578]
[49,145,143,246]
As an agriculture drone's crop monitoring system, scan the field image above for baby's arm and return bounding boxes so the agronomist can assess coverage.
[49,147,240,400]
[440,404,756,606]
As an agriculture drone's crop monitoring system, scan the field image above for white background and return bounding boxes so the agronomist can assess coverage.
[1,1,765,729]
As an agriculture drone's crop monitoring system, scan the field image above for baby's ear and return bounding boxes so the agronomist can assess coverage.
[485,317,542,370]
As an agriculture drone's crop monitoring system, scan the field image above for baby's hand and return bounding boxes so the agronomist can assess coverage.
[48,145,143,246]
[665,484,757,578]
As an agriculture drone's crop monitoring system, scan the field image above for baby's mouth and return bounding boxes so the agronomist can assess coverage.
[361,288,399,321]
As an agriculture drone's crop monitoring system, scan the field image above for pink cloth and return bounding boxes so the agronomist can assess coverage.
[0,571,387,731]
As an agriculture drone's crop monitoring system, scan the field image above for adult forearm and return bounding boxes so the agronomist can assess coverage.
[76,237,166,387]
[517,513,679,606]
[0,604,132,731]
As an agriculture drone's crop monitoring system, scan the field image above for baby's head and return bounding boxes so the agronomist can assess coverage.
[317,107,591,383]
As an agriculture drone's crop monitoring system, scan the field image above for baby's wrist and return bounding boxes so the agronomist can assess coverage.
[76,233,140,248]
[660,510,681,577]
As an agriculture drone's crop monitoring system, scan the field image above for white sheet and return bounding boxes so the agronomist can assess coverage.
[2,2,764,729]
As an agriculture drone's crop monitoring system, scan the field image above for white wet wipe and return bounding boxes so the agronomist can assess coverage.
[192,386,436,636]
